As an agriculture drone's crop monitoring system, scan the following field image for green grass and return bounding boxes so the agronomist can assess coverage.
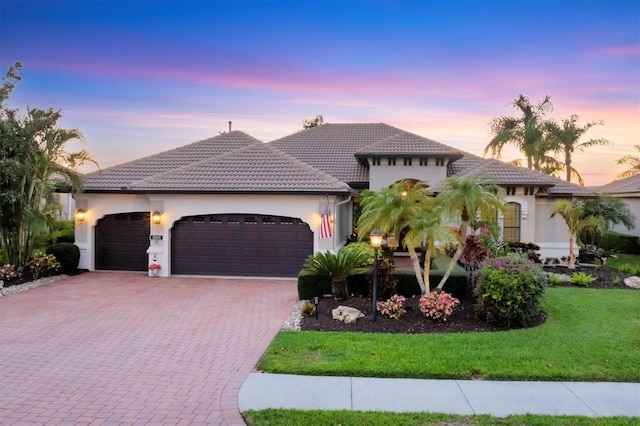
[242,409,639,425]
[608,253,640,274]
[257,288,640,382]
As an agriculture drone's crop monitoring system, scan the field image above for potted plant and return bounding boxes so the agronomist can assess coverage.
[149,263,161,277]
[300,250,368,301]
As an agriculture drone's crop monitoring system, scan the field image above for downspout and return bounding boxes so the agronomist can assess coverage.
[333,195,352,249]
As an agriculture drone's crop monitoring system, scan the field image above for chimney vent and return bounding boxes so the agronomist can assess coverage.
[228,121,232,132]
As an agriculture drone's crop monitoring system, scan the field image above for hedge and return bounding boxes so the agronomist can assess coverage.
[297,256,468,300]
[45,243,80,275]
[596,231,640,255]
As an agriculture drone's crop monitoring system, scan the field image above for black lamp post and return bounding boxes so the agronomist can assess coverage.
[370,229,384,322]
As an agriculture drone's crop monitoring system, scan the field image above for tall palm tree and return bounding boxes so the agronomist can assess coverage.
[485,94,553,170]
[550,199,606,269]
[357,181,433,291]
[616,145,640,179]
[434,177,505,289]
[544,115,610,183]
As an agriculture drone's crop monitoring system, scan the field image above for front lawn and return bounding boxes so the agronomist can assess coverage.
[243,409,637,426]
[257,288,640,382]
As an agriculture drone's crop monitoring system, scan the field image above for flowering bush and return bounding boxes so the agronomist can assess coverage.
[27,253,60,280]
[376,294,406,320]
[474,253,547,327]
[0,263,20,281]
[148,263,162,270]
[419,291,459,322]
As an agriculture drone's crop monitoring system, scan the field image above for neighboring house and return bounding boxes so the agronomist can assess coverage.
[597,173,640,237]
[75,123,592,277]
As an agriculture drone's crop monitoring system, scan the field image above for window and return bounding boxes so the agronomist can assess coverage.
[420,158,428,166]
[387,158,396,166]
[403,158,412,166]
[503,202,521,242]
[372,158,381,166]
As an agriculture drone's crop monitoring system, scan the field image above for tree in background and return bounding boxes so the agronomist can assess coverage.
[580,195,636,247]
[544,115,610,183]
[485,94,553,171]
[0,62,97,266]
[434,177,505,289]
[550,199,606,270]
[302,114,324,129]
[616,145,640,178]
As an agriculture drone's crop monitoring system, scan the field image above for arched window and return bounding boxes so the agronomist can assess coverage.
[503,202,521,242]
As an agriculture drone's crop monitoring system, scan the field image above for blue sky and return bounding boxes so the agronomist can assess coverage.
[1,0,638,185]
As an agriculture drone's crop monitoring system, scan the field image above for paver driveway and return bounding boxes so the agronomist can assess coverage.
[0,272,298,425]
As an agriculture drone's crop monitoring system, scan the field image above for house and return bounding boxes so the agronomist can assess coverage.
[597,173,640,237]
[75,123,593,277]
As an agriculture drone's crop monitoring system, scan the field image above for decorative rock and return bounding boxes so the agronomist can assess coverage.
[623,276,640,289]
[332,306,365,324]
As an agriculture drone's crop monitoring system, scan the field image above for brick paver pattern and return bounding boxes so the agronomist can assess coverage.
[0,272,297,425]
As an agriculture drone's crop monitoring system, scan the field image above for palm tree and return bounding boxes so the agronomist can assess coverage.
[616,145,640,179]
[357,181,433,292]
[403,205,455,293]
[550,199,607,269]
[434,177,505,289]
[300,250,368,301]
[544,115,610,183]
[485,94,553,170]
[581,195,636,246]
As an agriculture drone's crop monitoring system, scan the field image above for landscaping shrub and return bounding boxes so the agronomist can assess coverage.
[474,253,547,327]
[419,291,459,322]
[0,263,20,281]
[596,231,640,255]
[297,272,331,300]
[569,271,596,287]
[27,252,60,280]
[376,294,406,319]
[46,243,80,274]
[338,242,376,267]
[51,220,75,244]
[505,242,541,263]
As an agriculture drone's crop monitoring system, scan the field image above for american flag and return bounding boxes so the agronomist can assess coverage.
[320,198,332,239]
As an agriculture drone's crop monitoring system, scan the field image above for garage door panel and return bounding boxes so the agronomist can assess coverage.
[95,212,150,271]
[171,214,312,277]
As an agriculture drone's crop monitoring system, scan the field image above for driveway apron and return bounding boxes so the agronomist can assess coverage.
[0,272,297,425]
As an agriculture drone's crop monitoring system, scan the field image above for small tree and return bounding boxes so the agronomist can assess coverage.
[550,199,606,269]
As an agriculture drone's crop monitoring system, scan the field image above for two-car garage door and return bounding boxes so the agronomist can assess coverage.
[95,212,313,277]
[171,214,313,277]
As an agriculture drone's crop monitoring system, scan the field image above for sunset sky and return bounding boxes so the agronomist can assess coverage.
[1,0,638,186]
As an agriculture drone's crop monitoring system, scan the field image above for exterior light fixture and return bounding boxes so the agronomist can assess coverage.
[313,296,319,320]
[152,211,162,225]
[75,209,86,223]
[370,229,384,322]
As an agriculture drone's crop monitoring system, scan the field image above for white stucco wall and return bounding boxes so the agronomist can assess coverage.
[368,160,448,191]
[534,199,576,260]
[74,193,350,276]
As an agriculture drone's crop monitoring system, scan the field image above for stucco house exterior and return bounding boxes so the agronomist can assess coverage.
[597,173,640,237]
[75,123,592,278]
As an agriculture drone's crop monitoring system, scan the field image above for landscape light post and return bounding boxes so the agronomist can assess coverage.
[370,229,384,322]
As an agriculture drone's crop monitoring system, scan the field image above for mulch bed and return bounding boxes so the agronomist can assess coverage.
[300,265,634,334]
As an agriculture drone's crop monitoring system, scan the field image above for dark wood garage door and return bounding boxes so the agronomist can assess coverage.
[95,212,150,271]
[171,214,313,277]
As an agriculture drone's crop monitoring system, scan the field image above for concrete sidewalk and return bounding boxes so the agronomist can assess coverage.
[238,373,640,418]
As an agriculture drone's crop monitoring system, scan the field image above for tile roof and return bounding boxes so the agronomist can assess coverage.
[82,131,261,190]
[355,130,464,160]
[597,173,640,195]
[444,153,595,196]
[124,143,353,193]
[269,123,404,183]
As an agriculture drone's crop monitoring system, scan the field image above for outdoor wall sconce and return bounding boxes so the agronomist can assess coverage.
[369,229,384,322]
[152,211,162,225]
[75,209,86,223]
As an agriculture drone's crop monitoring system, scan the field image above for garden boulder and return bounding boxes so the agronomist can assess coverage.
[332,306,364,324]
[623,276,640,289]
